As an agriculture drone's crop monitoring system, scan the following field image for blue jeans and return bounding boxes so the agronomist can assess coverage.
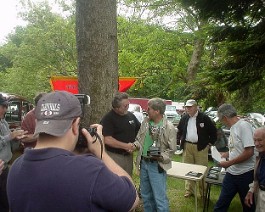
[140,160,169,212]
[214,170,255,212]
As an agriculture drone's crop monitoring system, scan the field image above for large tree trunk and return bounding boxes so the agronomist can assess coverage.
[187,38,205,82]
[76,0,118,126]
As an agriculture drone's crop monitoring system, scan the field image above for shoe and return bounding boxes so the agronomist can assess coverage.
[174,145,183,155]
[184,192,193,198]
[174,149,183,155]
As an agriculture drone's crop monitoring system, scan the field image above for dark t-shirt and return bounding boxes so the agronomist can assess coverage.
[7,148,136,212]
[101,110,141,154]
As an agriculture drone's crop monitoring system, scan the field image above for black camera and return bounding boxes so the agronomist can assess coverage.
[147,146,161,157]
[76,127,97,148]
[74,94,96,148]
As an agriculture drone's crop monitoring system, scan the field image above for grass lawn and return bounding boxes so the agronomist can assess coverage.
[133,154,242,212]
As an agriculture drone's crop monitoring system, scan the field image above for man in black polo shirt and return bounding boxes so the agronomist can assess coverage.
[101,92,141,176]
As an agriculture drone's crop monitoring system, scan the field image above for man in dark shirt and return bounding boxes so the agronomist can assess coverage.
[101,92,141,176]
[7,91,139,212]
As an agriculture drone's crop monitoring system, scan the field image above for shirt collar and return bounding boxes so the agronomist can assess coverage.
[189,110,198,118]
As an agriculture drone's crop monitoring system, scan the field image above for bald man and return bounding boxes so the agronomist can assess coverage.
[245,127,265,212]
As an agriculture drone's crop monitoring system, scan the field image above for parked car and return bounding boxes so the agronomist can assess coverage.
[1,92,33,130]
[128,103,145,123]
[246,113,265,125]
[165,105,181,126]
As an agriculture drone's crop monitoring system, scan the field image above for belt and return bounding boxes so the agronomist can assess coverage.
[186,140,198,145]
[260,185,265,191]
[141,156,157,163]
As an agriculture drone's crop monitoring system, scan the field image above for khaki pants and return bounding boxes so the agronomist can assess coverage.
[183,143,209,196]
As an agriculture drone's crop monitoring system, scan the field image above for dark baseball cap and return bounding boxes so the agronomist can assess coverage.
[34,91,82,137]
[0,94,9,107]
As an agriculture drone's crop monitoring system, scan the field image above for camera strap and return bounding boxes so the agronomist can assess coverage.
[92,132,104,159]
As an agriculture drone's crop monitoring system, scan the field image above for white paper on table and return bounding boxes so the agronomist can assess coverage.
[211,146,226,162]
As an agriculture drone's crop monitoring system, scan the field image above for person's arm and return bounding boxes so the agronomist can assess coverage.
[244,182,255,208]
[219,146,254,168]
[83,125,132,179]
[0,128,27,150]
[104,136,134,152]
[158,124,177,163]
[101,152,139,211]
[81,125,139,210]
[20,134,37,143]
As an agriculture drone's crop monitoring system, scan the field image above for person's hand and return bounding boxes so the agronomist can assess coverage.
[0,159,4,175]
[126,143,135,153]
[81,124,104,159]
[218,160,231,168]
[11,129,28,140]
[220,151,229,159]
[244,191,254,208]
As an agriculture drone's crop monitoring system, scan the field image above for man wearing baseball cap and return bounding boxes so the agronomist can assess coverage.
[7,91,139,212]
[177,99,217,198]
[0,94,27,212]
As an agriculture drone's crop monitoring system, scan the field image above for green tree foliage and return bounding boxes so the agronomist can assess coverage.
[119,0,265,112]
[118,17,193,100]
[0,0,76,99]
[119,0,220,105]
[0,0,264,113]
[183,0,265,112]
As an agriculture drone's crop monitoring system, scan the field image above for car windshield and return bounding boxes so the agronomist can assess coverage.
[166,106,176,111]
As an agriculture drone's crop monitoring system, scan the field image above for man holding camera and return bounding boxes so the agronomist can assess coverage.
[7,91,139,212]
[133,98,176,212]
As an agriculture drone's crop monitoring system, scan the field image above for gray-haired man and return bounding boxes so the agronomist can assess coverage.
[214,103,255,212]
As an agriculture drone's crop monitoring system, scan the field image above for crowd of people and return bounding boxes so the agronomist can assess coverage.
[0,91,264,211]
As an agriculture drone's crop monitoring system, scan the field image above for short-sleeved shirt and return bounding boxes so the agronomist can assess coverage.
[7,148,136,212]
[227,119,255,175]
[101,110,141,154]
[21,109,37,148]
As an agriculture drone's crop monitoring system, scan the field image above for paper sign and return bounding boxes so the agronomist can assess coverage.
[211,146,226,162]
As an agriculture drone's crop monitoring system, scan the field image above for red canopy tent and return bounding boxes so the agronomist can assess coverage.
[50,76,137,94]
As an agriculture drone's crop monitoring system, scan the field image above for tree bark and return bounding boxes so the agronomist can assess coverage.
[76,0,118,125]
[187,38,205,82]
